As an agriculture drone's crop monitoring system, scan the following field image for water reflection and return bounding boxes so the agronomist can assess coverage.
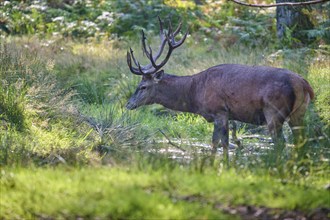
[150,134,277,161]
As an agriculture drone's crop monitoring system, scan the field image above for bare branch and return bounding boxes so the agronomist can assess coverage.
[228,0,330,8]
[158,129,186,152]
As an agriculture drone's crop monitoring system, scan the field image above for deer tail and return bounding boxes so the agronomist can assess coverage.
[303,78,314,100]
[289,78,314,117]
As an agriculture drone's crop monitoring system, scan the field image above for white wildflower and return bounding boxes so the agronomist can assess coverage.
[29,4,47,11]
[97,11,115,24]
[67,22,77,29]
[81,20,97,28]
[52,17,64,22]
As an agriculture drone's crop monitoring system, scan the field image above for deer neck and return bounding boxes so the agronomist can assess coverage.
[154,75,195,113]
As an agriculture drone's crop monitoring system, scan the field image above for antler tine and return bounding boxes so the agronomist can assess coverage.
[141,30,152,60]
[140,19,168,69]
[173,31,188,49]
[147,45,158,69]
[158,16,164,36]
[165,20,188,49]
[129,48,139,67]
[173,20,182,36]
[137,61,145,75]
[129,48,153,75]
[152,17,168,61]
[127,50,143,75]
[168,20,175,44]
[141,29,164,71]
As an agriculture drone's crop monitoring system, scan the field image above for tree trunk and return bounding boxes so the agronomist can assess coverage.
[276,0,314,44]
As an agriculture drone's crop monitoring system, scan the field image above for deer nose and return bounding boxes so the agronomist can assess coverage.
[126,101,136,110]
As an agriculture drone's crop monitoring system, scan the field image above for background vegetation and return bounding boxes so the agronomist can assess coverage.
[0,0,329,219]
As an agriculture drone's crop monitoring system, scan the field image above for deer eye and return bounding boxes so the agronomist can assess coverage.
[140,86,147,90]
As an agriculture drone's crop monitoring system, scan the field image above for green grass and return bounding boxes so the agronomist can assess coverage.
[0,37,329,219]
[308,62,330,125]
[0,81,26,131]
[1,167,329,219]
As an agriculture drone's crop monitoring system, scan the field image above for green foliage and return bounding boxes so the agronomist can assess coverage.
[198,2,277,47]
[303,2,330,45]
[0,0,115,38]
[1,0,329,48]
[111,0,179,37]
[0,0,187,39]
[0,0,270,45]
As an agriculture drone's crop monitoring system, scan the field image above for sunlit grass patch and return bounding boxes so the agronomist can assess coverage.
[308,61,330,124]
[0,167,328,219]
[0,119,97,166]
[0,168,230,219]
[30,121,80,152]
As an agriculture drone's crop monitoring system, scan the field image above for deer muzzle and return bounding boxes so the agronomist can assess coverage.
[125,101,138,110]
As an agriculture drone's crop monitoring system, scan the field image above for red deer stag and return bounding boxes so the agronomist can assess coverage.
[126,17,314,161]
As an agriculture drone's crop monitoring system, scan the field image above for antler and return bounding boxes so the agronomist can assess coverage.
[127,17,188,75]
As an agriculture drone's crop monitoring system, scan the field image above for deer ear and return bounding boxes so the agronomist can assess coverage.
[153,70,164,82]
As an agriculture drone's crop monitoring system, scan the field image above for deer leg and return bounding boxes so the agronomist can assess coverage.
[289,119,305,147]
[264,109,286,155]
[288,104,308,147]
[212,116,229,163]
[231,121,242,149]
[212,121,221,154]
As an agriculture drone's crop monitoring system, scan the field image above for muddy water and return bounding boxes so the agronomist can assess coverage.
[150,133,278,161]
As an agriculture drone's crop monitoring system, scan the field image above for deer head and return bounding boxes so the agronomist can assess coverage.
[126,17,188,110]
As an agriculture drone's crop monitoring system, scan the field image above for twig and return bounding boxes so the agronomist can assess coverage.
[228,0,330,8]
[158,129,186,152]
